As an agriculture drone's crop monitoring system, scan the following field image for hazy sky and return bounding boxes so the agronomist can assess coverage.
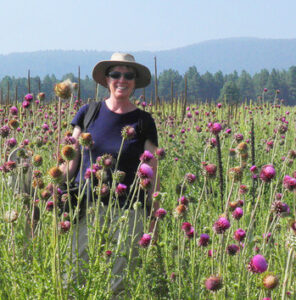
[1,0,296,54]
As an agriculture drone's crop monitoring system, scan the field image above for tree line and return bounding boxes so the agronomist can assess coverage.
[1,66,296,105]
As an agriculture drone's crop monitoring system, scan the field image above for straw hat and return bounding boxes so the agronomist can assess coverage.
[92,52,151,89]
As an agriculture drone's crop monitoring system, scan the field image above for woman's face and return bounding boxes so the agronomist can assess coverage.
[106,65,136,100]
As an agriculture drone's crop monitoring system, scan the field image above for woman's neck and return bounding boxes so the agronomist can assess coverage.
[105,97,137,114]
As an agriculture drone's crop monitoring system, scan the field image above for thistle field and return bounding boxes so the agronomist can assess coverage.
[0,92,296,300]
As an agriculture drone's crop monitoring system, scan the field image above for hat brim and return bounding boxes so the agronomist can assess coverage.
[92,60,151,89]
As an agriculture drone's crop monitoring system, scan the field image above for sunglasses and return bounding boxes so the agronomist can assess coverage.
[108,71,136,80]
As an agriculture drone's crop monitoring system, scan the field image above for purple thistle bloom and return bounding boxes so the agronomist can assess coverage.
[181,222,192,233]
[209,122,222,135]
[140,150,154,162]
[22,100,30,108]
[226,244,240,256]
[198,233,210,247]
[0,125,10,138]
[185,173,196,184]
[138,163,153,179]
[139,233,151,248]
[234,228,246,242]
[178,196,189,205]
[213,217,230,234]
[283,175,296,191]
[185,226,195,239]
[232,207,244,220]
[250,165,257,173]
[248,254,268,273]
[7,137,17,148]
[155,208,167,219]
[205,276,223,291]
[260,165,276,183]
[10,106,18,115]
[115,183,127,196]
[25,93,33,101]
[84,168,96,180]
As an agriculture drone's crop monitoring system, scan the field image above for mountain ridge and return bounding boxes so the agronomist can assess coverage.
[1,37,296,79]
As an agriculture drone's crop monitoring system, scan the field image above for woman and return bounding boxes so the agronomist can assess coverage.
[62,53,159,297]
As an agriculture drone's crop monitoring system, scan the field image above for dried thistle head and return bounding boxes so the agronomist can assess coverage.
[54,79,73,99]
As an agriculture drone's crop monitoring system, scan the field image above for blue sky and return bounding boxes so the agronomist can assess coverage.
[1,0,296,54]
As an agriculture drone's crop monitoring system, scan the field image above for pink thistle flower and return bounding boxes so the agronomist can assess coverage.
[84,168,96,180]
[115,183,127,196]
[232,207,244,220]
[210,137,217,147]
[205,276,223,292]
[209,122,222,135]
[46,201,54,211]
[22,100,30,108]
[204,164,217,178]
[181,222,192,233]
[185,226,195,238]
[264,88,268,92]
[139,233,151,248]
[239,185,248,194]
[140,150,154,162]
[234,133,243,142]
[260,165,276,183]
[248,254,268,273]
[198,233,210,246]
[185,173,196,184]
[226,244,240,255]
[213,217,230,234]
[156,148,165,159]
[234,228,246,242]
[7,137,17,148]
[195,126,202,132]
[138,163,153,179]
[59,221,71,233]
[10,106,18,115]
[217,103,222,108]
[105,250,112,257]
[178,196,189,206]
[25,93,33,101]
[155,208,167,219]
[250,165,257,173]
[283,175,296,191]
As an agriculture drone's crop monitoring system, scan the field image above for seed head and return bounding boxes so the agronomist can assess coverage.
[228,166,243,182]
[61,145,76,161]
[48,166,63,184]
[54,79,73,99]
[4,210,18,223]
[33,155,43,167]
[262,273,279,290]
[79,132,93,147]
